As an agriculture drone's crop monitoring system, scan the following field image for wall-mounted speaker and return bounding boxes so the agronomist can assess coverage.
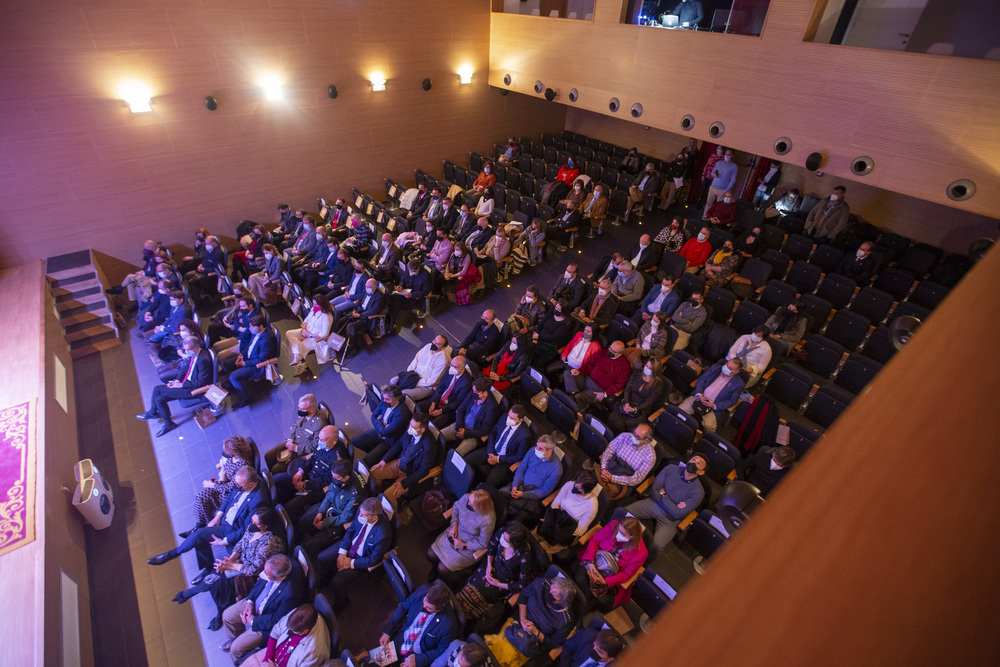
[327,85,338,99]
[851,156,874,176]
[947,178,976,201]
[680,115,695,131]
[709,121,725,138]
[422,78,432,91]
[805,152,824,171]
[534,80,544,94]
[631,103,643,118]
[503,74,512,86]
[773,137,792,155]
[608,97,620,112]
[544,87,556,101]
[568,88,579,102]
[205,96,218,111]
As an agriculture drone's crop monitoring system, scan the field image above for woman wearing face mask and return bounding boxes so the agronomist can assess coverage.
[248,243,283,305]
[700,240,741,287]
[485,333,532,391]
[555,179,588,217]
[654,216,687,252]
[476,226,511,290]
[634,312,672,360]
[531,299,575,365]
[427,229,454,272]
[286,293,334,375]
[607,359,667,433]
[474,187,495,218]
[537,470,600,549]
[232,224,268,282]
[442,242,480,305]
[736,225,766,257]
[456,522,532,634]
[509,286,548,334]
[764,300,808,354]
[171,507,286,631]
[472,162,497,193]
[574,516,647,612]
[241,603,330,667]
[427,489,496,582]
[526,217,547,266]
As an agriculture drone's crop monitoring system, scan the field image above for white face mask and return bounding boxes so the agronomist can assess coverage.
[453,250,462,257]
[407,426,418,437]
[829,194,839,202]
[856,249,867,259]
[770,458,783,471]
[616,532,630,543]
[661,285,671,294]
[724,155,732,162]
[382,241,389,248]
[574,185,581,191]
[650,319,659,329]
[698,233,707,242]
[598,288,608,297]
[534,448,546,460]
[448,366,460,376]
[564,271,573,281]
[723,198,732,204]
[630,435,642,445]
[506,417,518,428]
[499,535,510,548]
[750,334,762,343]
[509,342,518,351]
[169,300,180,307]
[643,367,653,376]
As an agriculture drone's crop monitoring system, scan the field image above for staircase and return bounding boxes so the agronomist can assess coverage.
[46,250,122,359]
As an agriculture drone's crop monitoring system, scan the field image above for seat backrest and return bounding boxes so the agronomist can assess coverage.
[782,234,814,261]
[907,280,949,310]
[759,249,790,280]
[803,384,853,428]
[658,251,688,279]
[786,421,820,459]
[762,224,785,251]
[824,310,871,351]
[785,262,823,294]
[872,267,915,301]
[684,513,728,560]
[677,272,706,297]
[765,363,814,410]
[663,351,700,393]
[385,551,413,603]
[443,449,474,499]
[737,257,773,289]
[848,287,894,324]
[577,421,610,462]
[886,301,930,326]
[810,244,845,273]
[312,592,340,655]
[815,273,857,309]
[861,326,897,365]
[704,286,736,324]
[652,406,698,458]
[730,301,770,335]
[758,280,797,312]
[834,353,883,395]
[799,334,845,378]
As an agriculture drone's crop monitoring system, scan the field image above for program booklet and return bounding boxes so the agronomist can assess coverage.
[368,642,398,667]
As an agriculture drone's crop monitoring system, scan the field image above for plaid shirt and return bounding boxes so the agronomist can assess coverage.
[600,433,656,487]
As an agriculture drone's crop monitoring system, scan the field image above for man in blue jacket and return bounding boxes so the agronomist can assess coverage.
[369,414,437,503]
[227,316,278,409]
[326,497,394,612]
[221,554,305,661]
[678,358,746,432]
[389,259,432,328]
[354,383,412,453]
[442,378,501,455]
[144,289,191,354]
[640,275,683,320]
[344,278,387,355]
[501,435,562,525]
[147,466,262,577]
[379,581,459,667]
[417,355,474,429]
[466,405,534,488]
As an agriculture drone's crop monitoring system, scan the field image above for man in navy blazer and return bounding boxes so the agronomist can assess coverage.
[344,278,387,353]
[221,554,305,662]
[186,235,226,305]
[368,413,437,502]
[640,275,683,321]
[466,405,534,488]
[147,466,262,574]
[679,358,746,432]
[457,310,502,369]
[417,356,473,429]
[389,260,432,327]
[144,289,192,353]
[549,263,587,310]
[227,316,278,409]
[560,625,626,667]
[442,378,501,454]
[354,383,413,453]
[137,336,214,436]
[325,497,394,611]
[380,582,459,667]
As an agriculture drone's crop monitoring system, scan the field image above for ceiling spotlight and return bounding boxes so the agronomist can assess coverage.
[119,81,152,113]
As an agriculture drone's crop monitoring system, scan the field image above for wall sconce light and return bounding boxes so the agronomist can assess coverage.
[371,72,387,92]
[119,82,152,113]
[261,75,283,101]
[458,65,474,85]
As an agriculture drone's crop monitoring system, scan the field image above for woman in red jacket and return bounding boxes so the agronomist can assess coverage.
[574,517,647,611]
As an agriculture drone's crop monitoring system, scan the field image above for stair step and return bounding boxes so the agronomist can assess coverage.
[63,309,112,333]
[70,338,121,359]
[57,292,107,317]
[66,324,118,346]
[47,267,97,288]
[52,278,103,303]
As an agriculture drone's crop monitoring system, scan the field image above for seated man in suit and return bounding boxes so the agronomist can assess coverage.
[138,278,173,332]
[372,232,402,285]
[442,378,502,455]
[144,289,192,354]
[500,435,562,526]
[640,275,682,321]
[456,309,502,369]
[560,626,626,667]
[317,245,355,298]
[466,405,533,489]
[548,205,583,251]
[837,241,877,284]
[627,234,661,273]
[430,640,489,667]
[136,336,213,436]
[404,182,431,225]
[367,413,437,502]
[299,236,341,295]
[298,459,368,556]
[274,425,350,521]
[226,315,277,410]
[221,554,304,662]
[326,497,394,612]
[389,260,432,328]
[737,445,796,497]
[678,358,745,432]
[147,466,262,576]
[354,382,412,451]
[580,184,608,238]
[549,263,587,310]
[588,252,624,286]
[379,581,459,667]
[628,163,660,216]
[577,279,619,329]
[415,186,445,229]
[727,325,772,387]
[417,355,473,429]
[341,278,387,355]
[331,258,371,317]
[292,226,329,280]
[185,235,226,306]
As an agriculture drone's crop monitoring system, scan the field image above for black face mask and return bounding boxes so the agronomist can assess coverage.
[590,650,605,662]
[571,487,584,495]
[248,525,261,533]
[686,461,700,474]
[297,409,309,417]
[336,203,343,209]
[430,343,440,352]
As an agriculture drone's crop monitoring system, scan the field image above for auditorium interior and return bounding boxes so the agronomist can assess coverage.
[1,0,999,666]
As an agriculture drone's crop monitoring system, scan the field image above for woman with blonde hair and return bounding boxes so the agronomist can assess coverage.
[427,489,496,579]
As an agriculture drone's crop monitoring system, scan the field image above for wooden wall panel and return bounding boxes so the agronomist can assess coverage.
[489,0,1000,226]
[0,0,566,270]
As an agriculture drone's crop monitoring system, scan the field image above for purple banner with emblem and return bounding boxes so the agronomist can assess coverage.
[0,401,35,557]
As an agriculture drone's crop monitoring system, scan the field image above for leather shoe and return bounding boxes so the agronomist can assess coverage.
[221,639,233,652]
[136,413,156,421]
[147,552,172,566]
[190,568,210,586]
[156,421,178,437]
[230,399,249,410]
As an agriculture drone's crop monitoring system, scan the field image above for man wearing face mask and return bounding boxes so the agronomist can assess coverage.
[342,214,372,259]
[678,225,713,273]
[264,394,331,473]
[221,554,304,661]
[628,162,660,217]
[564,340,630,413]
[179,227,210,274]
[837,240,877,284]
[626,455,707,555]
[670,290,707,352]
[442,378,501,454]
[610,261,644,315]
[658,152,689,211]
[476,226,511,289]
[627,234,661,273]
[737,445,796,497]
[510,285,549,334]
[341,278,387,355]
[226,315,278,410]
[388,335,452,400]
[700,239,740,287]
[291,226,329,278]
[416,187,446,230]
[577,279,619,329]
[678,358,746,431]
[702,189,738,227]
[274,425,350,521]
[299,458,367,552]
[467,405,534,488]
[136,336,212,436]
[550,263,587,310]
[804,186,850,243]
[389,260,432,328]
[533,299,575,364]
[472,162,497,193]
[560,626,626,667]
[548,201,583,251]
[439,197,459,234]
[704,148,737,213]
[458,310,502,369]
[354,383,412,453]
[380,581,459,667]
[372,232,402,284]
[405,182,432,225]
[594,424,657,499]
[727,325,773,387]
[580,184,608,238]
[640,275,682,321]
[247,243,283,305]
[138,279,175,334]
[368,414,436,502]
[282,215,319,262]
[417,355,472,428]
[502,435,562,525]
[498,136,521,165]
[185,234,226,307]
[326,498,393,610]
